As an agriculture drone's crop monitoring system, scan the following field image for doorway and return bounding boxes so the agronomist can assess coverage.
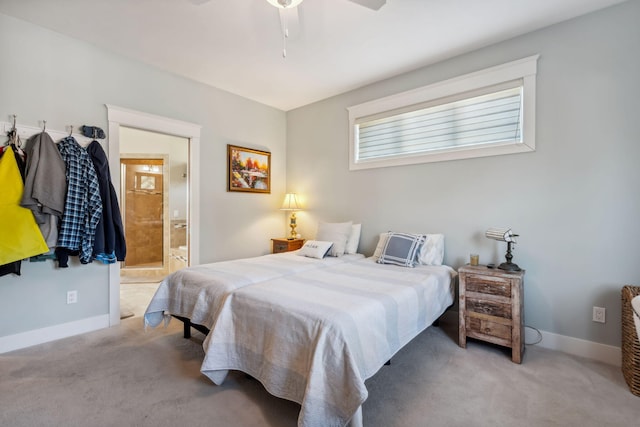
[119,129,189,286]
[106,105,201,326]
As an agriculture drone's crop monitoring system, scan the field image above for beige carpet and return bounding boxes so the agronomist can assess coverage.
[1,312,639,426]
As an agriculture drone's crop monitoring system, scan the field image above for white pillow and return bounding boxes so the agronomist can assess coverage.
[315,221,353,257]
[376,232,425,268]
[373,232,391,260]
[297,240,333,259]
[345,223,361,254]
[418,234,444,265]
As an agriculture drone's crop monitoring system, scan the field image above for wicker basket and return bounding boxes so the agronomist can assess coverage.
[621,285,640,396]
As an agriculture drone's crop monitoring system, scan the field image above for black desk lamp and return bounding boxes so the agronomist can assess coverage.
[485,228,521,271]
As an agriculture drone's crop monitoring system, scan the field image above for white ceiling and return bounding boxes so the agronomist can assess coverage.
[0,0,627,111]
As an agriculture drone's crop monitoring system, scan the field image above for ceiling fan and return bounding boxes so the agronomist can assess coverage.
[189,0,386,11]
[189,0,386,57]
[265,1,388,57]
[265,0,385,11]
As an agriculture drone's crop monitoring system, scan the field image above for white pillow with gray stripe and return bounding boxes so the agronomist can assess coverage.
[376,232,426,267]
[373,232,444,265]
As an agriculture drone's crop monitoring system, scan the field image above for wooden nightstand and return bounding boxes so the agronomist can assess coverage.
[271,238,304,254]
[458,265,525,363]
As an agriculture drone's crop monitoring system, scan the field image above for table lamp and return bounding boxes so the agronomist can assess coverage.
[281,193,301,239]
[485,227,521,271]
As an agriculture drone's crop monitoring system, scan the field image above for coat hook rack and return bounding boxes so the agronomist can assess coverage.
[7,114,17,137]
[7,114,21,147]
[69,125,73,137]
[6,114,18,142]
[42,120,47,132]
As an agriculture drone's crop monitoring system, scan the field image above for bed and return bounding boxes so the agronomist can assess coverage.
[144,228,453,427]
[199,257,455,427]
[144,250,365,333]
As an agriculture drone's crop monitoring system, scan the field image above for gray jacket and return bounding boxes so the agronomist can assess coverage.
[21,132,67,247]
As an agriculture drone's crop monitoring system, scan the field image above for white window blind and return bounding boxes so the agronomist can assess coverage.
[357,85,522,160]
[348,55,538,170]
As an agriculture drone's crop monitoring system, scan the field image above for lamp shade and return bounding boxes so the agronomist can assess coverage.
[485,227,517,242]
[281,193,301,211]
[266,0,304,9]
[486,227,521,271]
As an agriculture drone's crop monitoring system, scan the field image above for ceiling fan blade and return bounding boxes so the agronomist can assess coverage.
[348,0,386,10]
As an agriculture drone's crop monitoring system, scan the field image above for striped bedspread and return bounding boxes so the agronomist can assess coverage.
[200,258,455,427]
[144,252,364,329]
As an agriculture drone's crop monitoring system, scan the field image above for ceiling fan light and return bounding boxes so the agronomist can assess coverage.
[266,0,304,9]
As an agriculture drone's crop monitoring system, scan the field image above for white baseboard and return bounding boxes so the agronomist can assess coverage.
[444,310,621,366]
[535,329,621,367]
[1,312,623,367]
[0,315,110,354]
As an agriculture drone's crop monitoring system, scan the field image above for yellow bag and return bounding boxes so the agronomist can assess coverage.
[0,147,49,265]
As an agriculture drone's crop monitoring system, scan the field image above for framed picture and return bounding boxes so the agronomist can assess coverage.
[227,144,271,193]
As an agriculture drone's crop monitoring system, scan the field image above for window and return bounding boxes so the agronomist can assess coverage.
[348,55,539,170]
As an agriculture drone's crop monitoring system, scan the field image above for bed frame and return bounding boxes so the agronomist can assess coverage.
[173,306,449,357]
[174,310,446,340]
[172,315,210,338]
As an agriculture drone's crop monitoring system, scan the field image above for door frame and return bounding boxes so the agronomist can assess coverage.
[106,105,201,326]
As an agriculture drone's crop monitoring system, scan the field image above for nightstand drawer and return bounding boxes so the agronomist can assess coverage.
[465,274,511,298]
[271,238,304,254]
[274,242,290,252]
[466,298,512,320]
[467,315,512,341]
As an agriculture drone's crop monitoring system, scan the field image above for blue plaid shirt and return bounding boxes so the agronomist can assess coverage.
[57,137,103,264]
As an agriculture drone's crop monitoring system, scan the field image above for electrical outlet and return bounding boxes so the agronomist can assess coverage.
[67,290,78,304]
[593,306,606,323]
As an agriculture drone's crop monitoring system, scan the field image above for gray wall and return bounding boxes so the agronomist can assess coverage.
[2,2,639,349]
[286,0,640,347]
[0,13,287,337]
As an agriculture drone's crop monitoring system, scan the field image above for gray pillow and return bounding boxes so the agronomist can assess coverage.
[376,232,426,267]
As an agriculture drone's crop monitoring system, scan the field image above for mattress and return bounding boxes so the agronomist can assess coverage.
[200,258,456,427]
[144,251,365,329]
